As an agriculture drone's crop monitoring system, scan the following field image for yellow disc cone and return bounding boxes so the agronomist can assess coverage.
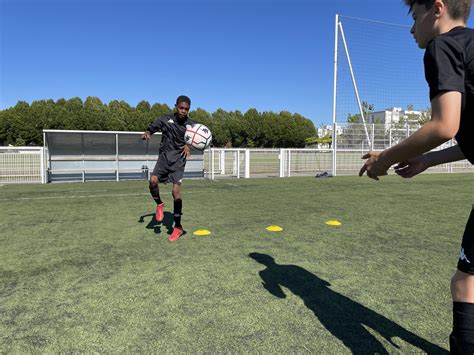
[193,229,211,236]
[325,220,342,226]
[266,225,283,232]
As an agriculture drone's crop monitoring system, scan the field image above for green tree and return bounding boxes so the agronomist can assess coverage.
[347,101,374,123]
[28,99,59,144]
[82,96,109,130]
[347,113,359,123]
[150,103,171,120]
[107,100,128,131]
[136,100,151,113]
[0,97,316,147]
[243,108,261,147]
[190,108,212,127]
[291,113,316,147]
[226,110,246,147]
[63,97,84,130]
[210,109,231,147]
[8,101,33,145]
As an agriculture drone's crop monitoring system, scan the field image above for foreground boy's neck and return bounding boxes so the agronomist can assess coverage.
[439,19,466,34]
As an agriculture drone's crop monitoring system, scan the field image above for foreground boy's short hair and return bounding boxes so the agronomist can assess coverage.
[404,0,472,22]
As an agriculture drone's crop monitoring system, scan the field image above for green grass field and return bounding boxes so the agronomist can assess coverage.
[1,174,472,353]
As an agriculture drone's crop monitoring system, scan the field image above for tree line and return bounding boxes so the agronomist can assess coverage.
[0,97,317,147]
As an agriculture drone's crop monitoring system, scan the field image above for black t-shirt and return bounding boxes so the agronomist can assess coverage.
[147,113,196,164]
[424,26,474,164]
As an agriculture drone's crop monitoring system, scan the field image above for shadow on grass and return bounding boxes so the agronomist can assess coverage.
[249,252,448,354]
[138,212,174,235]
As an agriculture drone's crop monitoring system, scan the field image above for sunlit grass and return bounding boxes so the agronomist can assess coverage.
[1,174,471,353]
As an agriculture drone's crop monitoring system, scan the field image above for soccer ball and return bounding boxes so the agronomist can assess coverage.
[185,124,212,150]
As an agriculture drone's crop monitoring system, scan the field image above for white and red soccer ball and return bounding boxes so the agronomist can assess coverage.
[185,124,212,150]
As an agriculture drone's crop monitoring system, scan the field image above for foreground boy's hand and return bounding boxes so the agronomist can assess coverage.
[394,155,430,178]
[180,144,191,159]
[359,151,390,180]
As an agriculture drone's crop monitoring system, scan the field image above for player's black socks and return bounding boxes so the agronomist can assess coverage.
[174,199,183,228]
[149,183,162,205]
[450,302,474,354]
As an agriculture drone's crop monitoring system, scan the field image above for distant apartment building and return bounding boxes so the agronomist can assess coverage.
[317,124,343,138]
[364,107,423,130]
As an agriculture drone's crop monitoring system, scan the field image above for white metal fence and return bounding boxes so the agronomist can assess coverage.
[1,124,472,183]
[204,123,474,179]
[0,147,46,184]
[204,146,473,179]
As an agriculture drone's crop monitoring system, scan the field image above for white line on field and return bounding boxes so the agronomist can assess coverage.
[0,190,212,202]
[209,179,242,188]
[65,189,110,193]
[0,193,149,201]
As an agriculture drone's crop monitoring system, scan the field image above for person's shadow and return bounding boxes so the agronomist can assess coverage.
[138,212,174,235]
[249,252,448,354]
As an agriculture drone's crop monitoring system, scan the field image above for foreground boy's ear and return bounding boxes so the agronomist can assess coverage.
[434,0,444,17]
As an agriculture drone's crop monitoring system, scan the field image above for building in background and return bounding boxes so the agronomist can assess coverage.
[365,107,423,130]
[317,124,343,139]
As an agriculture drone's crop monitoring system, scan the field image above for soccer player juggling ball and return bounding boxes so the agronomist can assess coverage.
[359,0,474,352]
[142,95,195,242]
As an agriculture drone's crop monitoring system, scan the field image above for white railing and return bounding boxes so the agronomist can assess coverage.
[2,123,473,183]
[0,147,46,184]
[204,148,335,179]
[204,145,473,180]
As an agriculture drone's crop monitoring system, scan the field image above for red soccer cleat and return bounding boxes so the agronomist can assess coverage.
[169,227,184,241]
[155,203,164,223]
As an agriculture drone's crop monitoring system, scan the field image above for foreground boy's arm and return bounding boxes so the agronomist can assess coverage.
[394,144,465,178]
[359,91,461,180]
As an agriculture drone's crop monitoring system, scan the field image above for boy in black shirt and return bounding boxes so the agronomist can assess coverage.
[142,95,195,241]
[359,0,473,352]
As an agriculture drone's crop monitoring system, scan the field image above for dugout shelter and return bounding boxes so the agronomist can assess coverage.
[43,129,205,182]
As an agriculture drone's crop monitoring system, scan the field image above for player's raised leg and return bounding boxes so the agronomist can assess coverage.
[169,182,184,241]
[149,175,164,223]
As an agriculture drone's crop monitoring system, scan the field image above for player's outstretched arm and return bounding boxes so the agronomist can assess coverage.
[359,91,461,180]
[143,117,164,140]
[395,144,465,178]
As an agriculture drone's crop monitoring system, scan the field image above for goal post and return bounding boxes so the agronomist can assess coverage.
[332,14,430,176]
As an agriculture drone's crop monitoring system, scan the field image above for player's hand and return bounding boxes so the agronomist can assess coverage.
[394,155,429,178]
[180,144,191,159]
[142,131,151,140]
[359,151,389,180]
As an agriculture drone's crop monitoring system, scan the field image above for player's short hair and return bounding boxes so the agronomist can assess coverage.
[176,95,191,106]
[404,0,472,22]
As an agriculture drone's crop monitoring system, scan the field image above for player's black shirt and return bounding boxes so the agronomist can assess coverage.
[147,113,196,165]
[424,26,474,164]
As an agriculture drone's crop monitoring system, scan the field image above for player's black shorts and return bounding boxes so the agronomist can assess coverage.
[151,155,185,185]
[457,206,474,274]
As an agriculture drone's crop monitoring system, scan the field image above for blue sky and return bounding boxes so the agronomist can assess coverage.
[1,0,469,126]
